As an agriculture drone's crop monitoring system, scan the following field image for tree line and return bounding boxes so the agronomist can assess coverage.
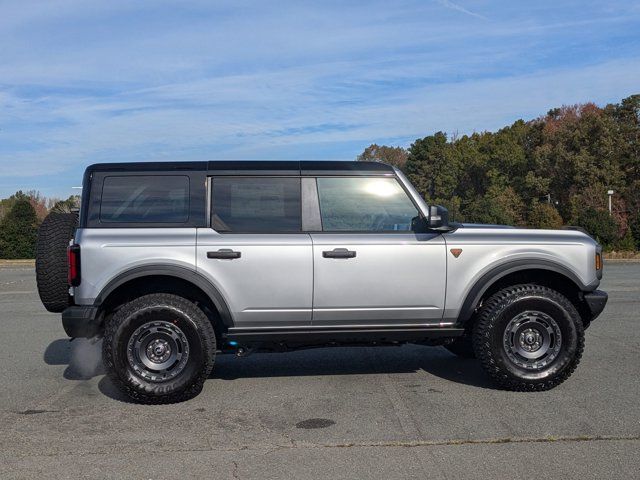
[0,192,79,259]
[1,94,638,258]
[358,94,640,250]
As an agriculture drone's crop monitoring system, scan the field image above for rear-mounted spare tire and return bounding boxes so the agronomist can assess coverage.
[36,212,78,313]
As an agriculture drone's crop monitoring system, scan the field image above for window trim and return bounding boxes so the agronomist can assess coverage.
[85,171,207,229]
[301,177,322,232]
[206,174,426,235]
[314,175,426,234]
[84,171,424,232]
[99,174,191,224]
[209,176,304,234]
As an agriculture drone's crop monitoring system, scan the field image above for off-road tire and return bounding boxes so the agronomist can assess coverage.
[444,334,476,358]
[103,294,216,404]
[35,212,78,312]
[472,284,584,391]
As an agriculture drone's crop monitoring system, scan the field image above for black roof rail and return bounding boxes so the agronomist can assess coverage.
[86,160,395,176]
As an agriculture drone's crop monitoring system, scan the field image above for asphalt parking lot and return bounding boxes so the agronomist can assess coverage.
[0,263,638,479]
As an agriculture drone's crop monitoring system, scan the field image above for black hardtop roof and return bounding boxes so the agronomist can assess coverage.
[85,160,395,176]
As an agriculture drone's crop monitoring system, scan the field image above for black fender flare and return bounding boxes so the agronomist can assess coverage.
[457,259,597,325]
[93,265,234,327]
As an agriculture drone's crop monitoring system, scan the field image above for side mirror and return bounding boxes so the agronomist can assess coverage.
[428,205,451,231]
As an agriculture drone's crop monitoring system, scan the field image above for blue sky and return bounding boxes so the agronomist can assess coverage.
[1,0,639,198]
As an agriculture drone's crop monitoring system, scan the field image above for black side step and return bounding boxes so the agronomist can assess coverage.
[225,326,464,344]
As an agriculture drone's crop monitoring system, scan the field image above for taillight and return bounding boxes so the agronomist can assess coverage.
[595,252,602,271]
[67,244,81,286]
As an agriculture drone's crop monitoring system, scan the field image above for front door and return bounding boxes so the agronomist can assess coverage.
[196,177,312,328]
[310,176,447,326]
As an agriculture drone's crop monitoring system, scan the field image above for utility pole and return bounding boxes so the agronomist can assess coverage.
[607,190,614,216]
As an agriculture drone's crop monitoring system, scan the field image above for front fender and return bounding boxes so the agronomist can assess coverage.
[441,229,600,325]
[453,259,597,325]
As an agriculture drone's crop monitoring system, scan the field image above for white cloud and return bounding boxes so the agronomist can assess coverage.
[434,0,487,19]
[1,56,638,180]
[0,0,639,197]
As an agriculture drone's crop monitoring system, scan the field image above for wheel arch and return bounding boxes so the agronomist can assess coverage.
[94,265,234,329]
[457,260,596,326]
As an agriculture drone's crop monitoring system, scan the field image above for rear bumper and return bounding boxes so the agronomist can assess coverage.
[61,306,100,338]
[583,290,608,322]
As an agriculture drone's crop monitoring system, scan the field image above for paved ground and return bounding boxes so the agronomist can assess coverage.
[0,264,638,479]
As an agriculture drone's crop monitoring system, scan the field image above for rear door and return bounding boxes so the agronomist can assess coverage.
[310,176,447,326]
[196,176,313,328]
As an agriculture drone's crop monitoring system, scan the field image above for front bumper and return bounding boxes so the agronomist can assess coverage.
[583,290,608,322]
[61,306,101,338]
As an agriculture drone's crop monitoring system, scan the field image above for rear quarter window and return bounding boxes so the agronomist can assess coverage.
[100,175,190,223]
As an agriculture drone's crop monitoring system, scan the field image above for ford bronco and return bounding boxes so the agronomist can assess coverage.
[35,161,608,403]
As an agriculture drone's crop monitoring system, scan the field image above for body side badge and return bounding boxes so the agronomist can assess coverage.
[450,248,463,258]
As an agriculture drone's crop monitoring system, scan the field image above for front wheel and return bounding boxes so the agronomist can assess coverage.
[472,284,584,391]
[103,294,216,404]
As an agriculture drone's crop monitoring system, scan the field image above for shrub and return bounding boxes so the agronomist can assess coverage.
[573,208,618,247]
[615,228,636,252]
[0,199,38,259]
[528,202,564,229]
[629,215,640,251]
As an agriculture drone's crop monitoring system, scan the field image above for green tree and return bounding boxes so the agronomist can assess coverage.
[615,228,636,251]
[355,94,639,249]
[0,198,39,259]
[50,195,80,213]
[405,132,461,207]
[538,104,624,222]
[573,208,618,248]
[629,214,640,250]
[527,201,564,229]
[357,144,408,168]
[463,186,525,226]
[609,94,640,179]
[0,191,29,223]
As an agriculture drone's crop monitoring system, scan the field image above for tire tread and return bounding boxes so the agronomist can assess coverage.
[35,213,78,312]
[103,293,216,404]
[472,284,584,391]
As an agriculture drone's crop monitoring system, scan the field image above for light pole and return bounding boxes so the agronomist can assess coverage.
[607,189,614,216]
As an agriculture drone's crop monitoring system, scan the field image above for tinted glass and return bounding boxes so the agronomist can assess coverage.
[100,175,189,223]
[211,177,301,232]
[317,177,419,231]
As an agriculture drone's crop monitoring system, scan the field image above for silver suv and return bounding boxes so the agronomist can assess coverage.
[35,161,608,403]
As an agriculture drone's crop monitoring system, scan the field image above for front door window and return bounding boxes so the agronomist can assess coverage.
[316,177,420,232]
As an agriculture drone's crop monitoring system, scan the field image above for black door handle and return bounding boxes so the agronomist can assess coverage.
[322,248,356,259]
[207,249,241,259]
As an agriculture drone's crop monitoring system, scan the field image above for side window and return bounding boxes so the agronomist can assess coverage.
[317,177,420,232]
[100,175,190,223]
[211,177,301,233]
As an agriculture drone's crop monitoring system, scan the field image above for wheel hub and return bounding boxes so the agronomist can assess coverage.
[127,321,190,382]
[503,311,562,370]
[519,328,543,352]
[146,339,171,363]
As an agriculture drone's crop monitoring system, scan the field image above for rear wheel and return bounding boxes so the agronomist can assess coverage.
[472,284,584,391]
[103,294,216,404]
[35,212,78,312]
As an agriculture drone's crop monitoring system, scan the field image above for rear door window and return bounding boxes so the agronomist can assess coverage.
[100,175,190,223]
[210,177,301,232]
